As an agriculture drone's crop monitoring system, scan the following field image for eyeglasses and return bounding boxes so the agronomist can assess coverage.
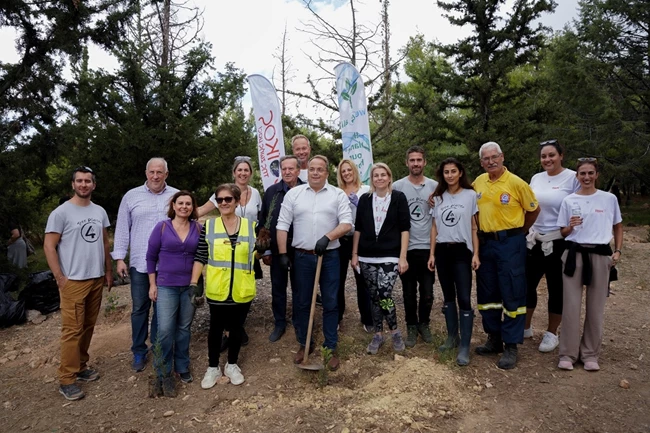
[215,196,234,204]
[73,166,94,173]
[480,154,502,163]
[539,139,558,146]
[577,157,597,162]
[234,156,252,161]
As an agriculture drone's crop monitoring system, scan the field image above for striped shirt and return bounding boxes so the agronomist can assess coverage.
[111,182,179,273]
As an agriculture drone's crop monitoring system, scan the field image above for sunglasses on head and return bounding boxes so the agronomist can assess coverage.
[539,139,558,146]
[234,156,251,162]
[577,157,597,163]
[74,165,94,173]
[215,196,234,204]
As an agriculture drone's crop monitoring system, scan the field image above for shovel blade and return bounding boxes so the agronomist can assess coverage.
[296,362,324,371]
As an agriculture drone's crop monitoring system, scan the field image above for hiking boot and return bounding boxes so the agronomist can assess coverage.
[538,331,559,353]
[405,325,418,348]
[497,344,518,370]
[132,353,147,372]
[392,330,406,352]
[179,372,193,383]
[162,376,177,397]
[418,323,434,344]
[76,368,100,382]
[456,310,474,366]
[367,334,385,355]
[59,383,85,401]
[224,363,245,385]
[475,333,503,356]
[439,302,459,351]
[201,366,221,389]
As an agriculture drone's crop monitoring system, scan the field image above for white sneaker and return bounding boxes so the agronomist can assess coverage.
[201,366,221,389]
[538,331,559,353]
[523,327,533,339]
[224,363,245,385]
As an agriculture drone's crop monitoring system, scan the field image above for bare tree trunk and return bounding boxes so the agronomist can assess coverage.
[380,0,390,102]
[161,0,171,68]
[350,0,356,67]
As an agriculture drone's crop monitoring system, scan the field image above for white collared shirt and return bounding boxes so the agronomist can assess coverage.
[276,182,353,250]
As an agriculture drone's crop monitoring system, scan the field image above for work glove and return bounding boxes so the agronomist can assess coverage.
[189,283,204,307]
[348,192,359,207]
[315,235,330,256]
[278,253,291,273]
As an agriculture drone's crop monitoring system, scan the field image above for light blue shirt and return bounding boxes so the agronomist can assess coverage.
[111,182,179,273]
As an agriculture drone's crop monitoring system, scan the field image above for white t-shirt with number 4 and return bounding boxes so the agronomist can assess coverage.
[432,188,478,253]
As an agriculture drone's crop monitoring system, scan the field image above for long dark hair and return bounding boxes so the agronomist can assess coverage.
[432,158,473,203]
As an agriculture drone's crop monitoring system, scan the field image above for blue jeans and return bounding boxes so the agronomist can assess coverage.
[153,285,195,377]
[293,249,339,350]
[130,268,158,356]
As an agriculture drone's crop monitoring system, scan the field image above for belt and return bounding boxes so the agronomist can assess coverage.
[478,228,523,241]
[296,248,316,255]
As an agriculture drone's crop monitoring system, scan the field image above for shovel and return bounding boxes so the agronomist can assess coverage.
[297,255,324,371]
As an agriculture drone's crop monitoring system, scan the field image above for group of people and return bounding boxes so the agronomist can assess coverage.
[43,136,623,402]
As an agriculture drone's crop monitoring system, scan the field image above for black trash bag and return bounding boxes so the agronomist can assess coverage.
[0,273,20,293]
[0,274,26,328]
[19,271,60,314]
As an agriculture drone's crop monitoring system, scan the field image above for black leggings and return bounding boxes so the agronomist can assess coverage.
[435,243,473,311]
[208,302,251,366]
[526,239,565,315]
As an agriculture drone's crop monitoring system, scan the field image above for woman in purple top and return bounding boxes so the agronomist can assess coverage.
[147,190,201,397]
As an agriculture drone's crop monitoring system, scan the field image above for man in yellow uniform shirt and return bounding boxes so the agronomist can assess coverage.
[473,142,540,369]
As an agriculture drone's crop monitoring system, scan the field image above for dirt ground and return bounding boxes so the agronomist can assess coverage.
[1,227,649,433]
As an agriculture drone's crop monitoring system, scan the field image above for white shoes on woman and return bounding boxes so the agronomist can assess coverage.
[201,363,245,389]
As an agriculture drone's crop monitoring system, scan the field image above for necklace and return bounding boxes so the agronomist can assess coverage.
[239,185,249,218]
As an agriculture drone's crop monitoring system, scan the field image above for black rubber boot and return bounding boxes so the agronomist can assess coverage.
[438,302,460,351]
[456,310,474,366]
[475,333,503,355]
[497,343,518,370]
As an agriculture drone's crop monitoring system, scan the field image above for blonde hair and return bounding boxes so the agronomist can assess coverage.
[368,162,393,195]
[336,159,362,189]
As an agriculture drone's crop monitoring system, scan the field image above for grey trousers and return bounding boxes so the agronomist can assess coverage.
[559,249,612,364]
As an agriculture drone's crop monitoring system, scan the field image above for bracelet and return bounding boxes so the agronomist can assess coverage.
[614,249,622,254]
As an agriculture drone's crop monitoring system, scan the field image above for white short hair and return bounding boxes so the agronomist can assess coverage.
[146,157,169,173]
[479,142,502,158]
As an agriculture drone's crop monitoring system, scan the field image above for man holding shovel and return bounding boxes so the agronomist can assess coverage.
[276,155,352,370]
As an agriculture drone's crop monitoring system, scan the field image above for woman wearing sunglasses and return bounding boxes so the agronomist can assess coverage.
[556,158,622,371]
[525,140,580,352]
[191,184,258,388]
[198,156,262,349]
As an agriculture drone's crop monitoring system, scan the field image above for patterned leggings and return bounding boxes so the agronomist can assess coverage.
[360,262,400,332]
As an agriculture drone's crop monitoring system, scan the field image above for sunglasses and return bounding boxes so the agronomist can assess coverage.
[577,157,597,162]
[74,165,94,173]
[234,156,252,161]
[539,139,558,146]
[215,196,234,204]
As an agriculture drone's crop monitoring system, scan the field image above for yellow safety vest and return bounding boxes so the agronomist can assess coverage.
[204,217,256,303]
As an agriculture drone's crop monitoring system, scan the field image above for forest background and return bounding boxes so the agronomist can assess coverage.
[1,0,648,274]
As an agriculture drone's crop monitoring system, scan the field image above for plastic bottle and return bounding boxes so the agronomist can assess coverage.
[571,203,582,231]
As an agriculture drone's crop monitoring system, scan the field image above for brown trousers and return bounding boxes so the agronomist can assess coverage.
[559,249,612,364]
[58,277,104,385]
